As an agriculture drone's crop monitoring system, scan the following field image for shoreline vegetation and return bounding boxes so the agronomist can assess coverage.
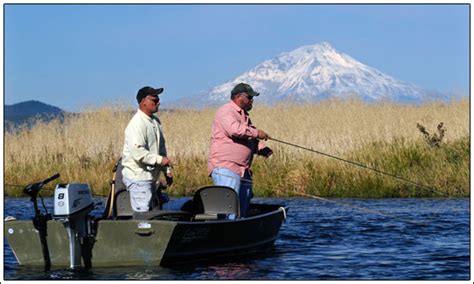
[5,98,469,198]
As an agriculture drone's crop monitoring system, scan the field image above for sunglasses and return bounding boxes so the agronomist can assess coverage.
[241,93,254,100]
[147,97,160,104]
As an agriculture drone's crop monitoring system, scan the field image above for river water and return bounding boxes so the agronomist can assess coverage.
[3,197,470,280]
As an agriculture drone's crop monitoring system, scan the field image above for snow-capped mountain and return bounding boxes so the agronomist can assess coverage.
[179,42,441,108]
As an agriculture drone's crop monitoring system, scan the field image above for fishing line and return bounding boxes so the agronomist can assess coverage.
[268,137,444,197]
[211,171,428,226]
[266,137,459,224]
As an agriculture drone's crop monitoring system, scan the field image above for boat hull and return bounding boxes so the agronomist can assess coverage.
[5,219,177,267]
[5,204,287,267]
[163,204,286,264]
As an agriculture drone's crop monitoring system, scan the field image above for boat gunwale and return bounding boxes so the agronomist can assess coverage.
[95,203,287,224]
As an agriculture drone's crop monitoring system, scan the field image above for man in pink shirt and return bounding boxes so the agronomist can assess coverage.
[208,82,273,217]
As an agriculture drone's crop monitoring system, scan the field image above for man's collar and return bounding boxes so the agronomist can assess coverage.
[229,100,247,114]
[137,109,153,121]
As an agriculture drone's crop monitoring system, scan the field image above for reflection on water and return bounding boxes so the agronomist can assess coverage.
[124,269,158,280]
[4,197,470,280]
[204,263,257,280]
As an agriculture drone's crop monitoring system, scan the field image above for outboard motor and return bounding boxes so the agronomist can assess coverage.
[53,183,94,269]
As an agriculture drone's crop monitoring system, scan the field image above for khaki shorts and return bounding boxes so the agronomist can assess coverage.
[122,177,157,212]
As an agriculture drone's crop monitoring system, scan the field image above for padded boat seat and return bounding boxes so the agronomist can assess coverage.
[193,186,240,220]
[115,189,192,220]
[115,190,133,219]
[109,158,133,219]
[111,158,170,220]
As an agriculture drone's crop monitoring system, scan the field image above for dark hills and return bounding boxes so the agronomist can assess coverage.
[4,100,65,130]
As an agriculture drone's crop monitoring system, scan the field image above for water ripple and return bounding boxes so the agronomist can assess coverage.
[4,197,469,280]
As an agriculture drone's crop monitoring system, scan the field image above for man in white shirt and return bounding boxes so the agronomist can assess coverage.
[122,86,173,212]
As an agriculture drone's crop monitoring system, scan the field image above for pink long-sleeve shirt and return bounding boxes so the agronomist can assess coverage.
[208,101,267,177]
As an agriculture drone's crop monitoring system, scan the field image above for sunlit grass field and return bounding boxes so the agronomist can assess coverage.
[4,98,469,198]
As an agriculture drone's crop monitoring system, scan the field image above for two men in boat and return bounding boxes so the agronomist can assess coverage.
[121,86,173,212]
[208,83,273,216]
[121,83,272,216]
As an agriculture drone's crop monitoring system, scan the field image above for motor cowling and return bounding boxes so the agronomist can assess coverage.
[53,183,94,268]
[54,183,93,217]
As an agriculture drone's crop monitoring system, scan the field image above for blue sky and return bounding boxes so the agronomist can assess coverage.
[5,4,469,111]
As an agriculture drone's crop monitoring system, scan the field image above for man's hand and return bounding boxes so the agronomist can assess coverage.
[160,156,171,167]
[257,129,270,140]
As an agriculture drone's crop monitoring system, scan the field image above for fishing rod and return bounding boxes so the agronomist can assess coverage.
[268,137,439,195]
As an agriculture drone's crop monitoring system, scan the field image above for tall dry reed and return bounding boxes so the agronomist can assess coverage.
[4,98,469,197]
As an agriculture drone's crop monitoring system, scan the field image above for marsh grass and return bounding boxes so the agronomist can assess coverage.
[4,98,469,197]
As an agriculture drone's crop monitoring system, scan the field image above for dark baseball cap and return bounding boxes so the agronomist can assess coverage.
[231,83,260,97]
[136,86,164,103]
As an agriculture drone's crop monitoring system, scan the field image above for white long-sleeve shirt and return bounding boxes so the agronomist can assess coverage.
[122,109,167,181]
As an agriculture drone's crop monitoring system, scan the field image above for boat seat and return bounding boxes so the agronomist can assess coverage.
[193,185,240,220]
[110,158,134,219]
[111,158,166,220]
[115,189,194,220]
[115,190,134,219]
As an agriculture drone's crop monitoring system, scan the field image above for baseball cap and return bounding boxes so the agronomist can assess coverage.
[136,86,164,103]
[231,83,260,97]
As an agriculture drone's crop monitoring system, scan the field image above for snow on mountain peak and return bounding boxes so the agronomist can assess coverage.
[187,42,435,107]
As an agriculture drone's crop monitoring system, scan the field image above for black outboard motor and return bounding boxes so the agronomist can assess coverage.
[53,183,94,269]
[23,173,61,271]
